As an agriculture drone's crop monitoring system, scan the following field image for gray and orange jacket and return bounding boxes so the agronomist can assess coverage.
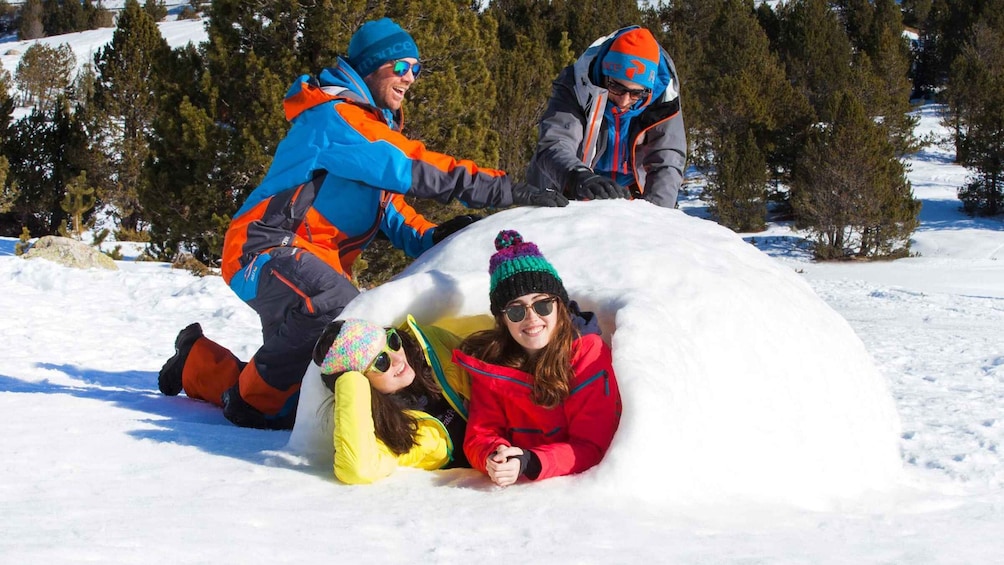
[525,26,687,208]
[222,59,515,296]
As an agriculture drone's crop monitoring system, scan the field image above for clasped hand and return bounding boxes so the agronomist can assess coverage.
[486,445,523,487]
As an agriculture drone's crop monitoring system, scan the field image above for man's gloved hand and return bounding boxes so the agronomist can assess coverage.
[511,182,569,208]
[567,168,631,200]
[432,214,482,244]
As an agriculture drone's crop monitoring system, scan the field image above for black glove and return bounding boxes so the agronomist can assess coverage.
[432,214,481,244]
[567,168,631,200]
[511,182,569,208]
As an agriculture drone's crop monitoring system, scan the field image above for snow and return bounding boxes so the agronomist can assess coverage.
[2,16,1004,565]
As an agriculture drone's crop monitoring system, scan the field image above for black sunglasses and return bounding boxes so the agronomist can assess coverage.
[391,60,422,78]
[504,297,558,323]
[605,76,650,99]
[366,329,403,374]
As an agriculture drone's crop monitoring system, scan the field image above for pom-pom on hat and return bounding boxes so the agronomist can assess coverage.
[601,27,660,90]
[488,230,569,316]
[317,319,387,376]
[348,18,420,79]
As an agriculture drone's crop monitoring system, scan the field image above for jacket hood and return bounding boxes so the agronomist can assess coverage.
[283,57,400,126]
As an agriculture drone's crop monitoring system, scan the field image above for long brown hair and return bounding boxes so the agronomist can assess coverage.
[314,323,440,455]
[458,298,576,408]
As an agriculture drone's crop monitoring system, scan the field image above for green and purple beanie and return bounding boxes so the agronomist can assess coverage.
[488,230,568,315]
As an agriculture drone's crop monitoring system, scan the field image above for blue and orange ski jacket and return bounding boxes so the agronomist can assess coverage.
[222,59,515,290]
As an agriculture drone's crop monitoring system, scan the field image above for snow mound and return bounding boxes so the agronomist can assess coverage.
[289,201,904,506]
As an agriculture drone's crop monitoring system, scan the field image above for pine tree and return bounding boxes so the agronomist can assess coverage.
[42,0,87,34]
[710,129,768,232]
[201,0,300,192]
[299,0,365,70]
[93,0,170,234]
[846,0,919,156]
[143,43,231,261]
[61,171,97,238]
[488,0,575,178]
[0,156,13,215]
[83,0,114,29]
[901,0,933,28]
[0,2,15,35]
[4,98,89,235]
[15,226,30,255]
[949,8,1004,215]
[19,0,44,39]
[142,0,302,262]
[692,0,809,231]
[560,0,643,55]
[14,42,75,111]
[649,0,724,173]
[911,0,949,98]
[0,66,14,227]
[0,65,12,144]
[775,0,854,123]
[64,0,85,32]
[144,0,167,22]
[791,91,919,259]
[836,0,875,54]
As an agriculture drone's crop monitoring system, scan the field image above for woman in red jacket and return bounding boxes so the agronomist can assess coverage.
[454,230,622,486]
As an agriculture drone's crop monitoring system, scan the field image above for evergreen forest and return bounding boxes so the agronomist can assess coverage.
[1,0,1002,284]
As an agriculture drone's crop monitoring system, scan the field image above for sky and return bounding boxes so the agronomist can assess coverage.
[2,13,1004,565]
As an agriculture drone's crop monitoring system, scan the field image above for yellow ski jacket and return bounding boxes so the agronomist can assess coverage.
[332,315,489,484]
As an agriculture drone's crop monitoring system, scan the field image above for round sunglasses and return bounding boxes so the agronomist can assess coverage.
[391,60,422,78]
[366,329,403,374]
[504,297,558,323]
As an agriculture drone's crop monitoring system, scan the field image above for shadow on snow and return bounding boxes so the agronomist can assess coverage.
[0,364,326,478]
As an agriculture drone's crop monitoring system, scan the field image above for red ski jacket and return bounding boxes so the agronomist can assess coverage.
[453,334,622,481]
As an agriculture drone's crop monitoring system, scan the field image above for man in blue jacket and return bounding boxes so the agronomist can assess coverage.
[157,18,566,429]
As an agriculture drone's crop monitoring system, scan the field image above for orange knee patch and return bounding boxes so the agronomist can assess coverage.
[238,361,301,416]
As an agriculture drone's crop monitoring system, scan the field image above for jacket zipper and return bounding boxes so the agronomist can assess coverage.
[271,271,315,314]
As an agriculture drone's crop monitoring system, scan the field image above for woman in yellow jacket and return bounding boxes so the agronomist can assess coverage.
[310,316,475,484]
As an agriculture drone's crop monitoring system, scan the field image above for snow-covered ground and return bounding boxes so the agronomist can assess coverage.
[2,16,1004,565]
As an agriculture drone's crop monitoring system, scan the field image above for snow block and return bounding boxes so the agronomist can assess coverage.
[288,202,903,505]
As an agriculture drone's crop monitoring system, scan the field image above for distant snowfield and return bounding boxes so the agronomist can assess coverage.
[1,13,209,121]
[2,16,1003,565]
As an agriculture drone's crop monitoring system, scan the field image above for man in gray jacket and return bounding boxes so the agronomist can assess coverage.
[526,26,687,208]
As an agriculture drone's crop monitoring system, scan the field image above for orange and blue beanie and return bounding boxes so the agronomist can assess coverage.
[488,230,568,315]
[601,27,660,90]
[318,319,386,376]
[348,18,420,78]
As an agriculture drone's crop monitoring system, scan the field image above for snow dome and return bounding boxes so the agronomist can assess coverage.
[288,201,903,506]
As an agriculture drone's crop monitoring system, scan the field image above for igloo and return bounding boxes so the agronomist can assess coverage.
[288,201,903,506]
